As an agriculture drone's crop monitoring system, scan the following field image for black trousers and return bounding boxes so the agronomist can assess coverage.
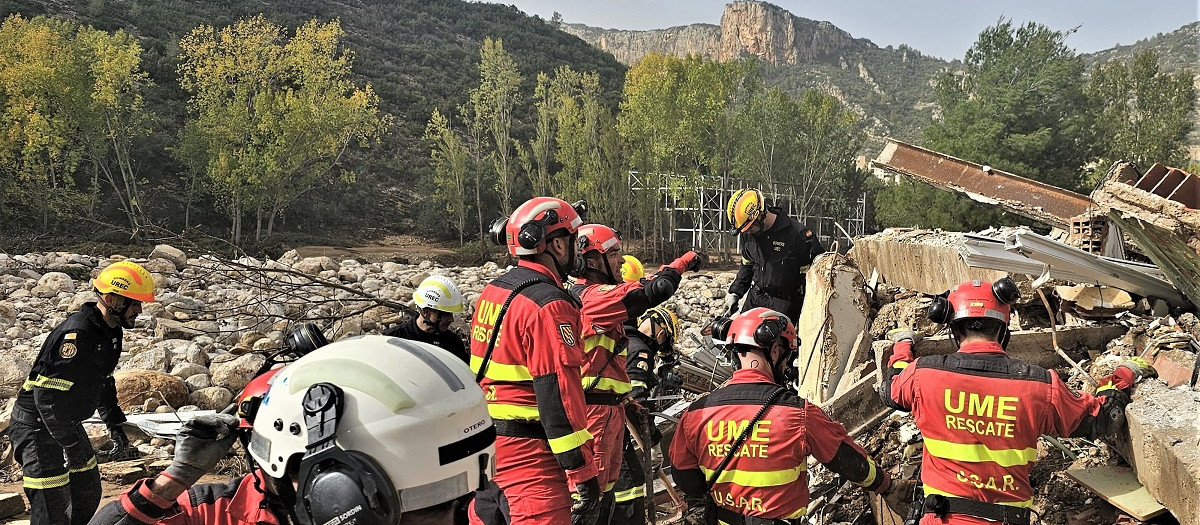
[607,435,647,525]
[742,288,802,324]
[9,418,101,525]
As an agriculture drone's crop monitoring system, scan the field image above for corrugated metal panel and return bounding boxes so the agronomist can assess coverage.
[871,139,1096,227]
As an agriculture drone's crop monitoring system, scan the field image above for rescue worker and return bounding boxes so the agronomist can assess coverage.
[384,275,469,363]
[671,308,893,525]
[879,278,1155,524]
[608,306,681,525]
[90,335,496,525]
[724,189,825,323]
[569,224,701,524]
[469,197,600,525]
[8,260,155,525]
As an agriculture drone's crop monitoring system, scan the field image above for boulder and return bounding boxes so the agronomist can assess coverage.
[184,374,211,391]
[154,319,207,340]
[189,387,233,411]
[169,363,207,379]
[37,272,75,294]
[294,257,337,276]
[0,354,33,398]
[210,353,266,392]
[113,370,189,410]
[0,303,15,325]
[119,348,169,372]
[149,245,187,269]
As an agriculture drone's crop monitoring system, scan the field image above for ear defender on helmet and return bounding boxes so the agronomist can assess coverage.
[926,292,953,324]
[293,383,400,525]
[284,323,329,357]
[517,209,559,250]
[754,318,788,349]
[992,277,1020,305]
[488,217,508,246]
[710,316,734,342]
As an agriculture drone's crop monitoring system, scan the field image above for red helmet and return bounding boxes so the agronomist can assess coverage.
[236,367,281,429]
[497,197,583,256]
[715,307,797,351]
[929,278,1019,325]
[577,224,621,255]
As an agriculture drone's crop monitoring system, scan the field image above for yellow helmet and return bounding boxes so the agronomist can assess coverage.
[639,306,679,346]
[92,261,155,303]
[620,255,644,283]
[726,189,766,234]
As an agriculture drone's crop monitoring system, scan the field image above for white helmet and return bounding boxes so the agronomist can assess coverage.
[248,335,495,524]
[413,275,465,314]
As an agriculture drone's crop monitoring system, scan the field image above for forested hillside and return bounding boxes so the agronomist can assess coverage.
[0,0,626,246]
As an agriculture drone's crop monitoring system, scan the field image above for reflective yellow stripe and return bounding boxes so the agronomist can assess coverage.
[604,481,616,491]
[924,438,1038,468]
[582,376,632,394]
[630,380,649,389]
[470,356,533,382]
[584,334,618,354]
[487,403,540,421]
[892,361,910,370]
[613,486,646,502]
[698,464,805,488]
[856,459,878,487]
[922,484,1033,508]
[548,428,593,454]
[69,456,98,473]
[1097,382,1117,393]
[22,375,74,391]
[23,472,70,489]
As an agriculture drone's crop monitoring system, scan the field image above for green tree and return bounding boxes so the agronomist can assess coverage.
[1086,50,1196,172]
[529,71,556,196]
[0,15,149,230]
[470,37,522,214]
[878,20,1089,231]
[791,90,863,220]
[177,15,387,244]
[424,108,470,245]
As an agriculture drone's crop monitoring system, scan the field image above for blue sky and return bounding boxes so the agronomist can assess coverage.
[495,0,1198,61]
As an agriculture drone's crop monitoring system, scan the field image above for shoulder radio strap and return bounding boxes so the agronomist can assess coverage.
[474,278,543,384]
[705,386,787,491]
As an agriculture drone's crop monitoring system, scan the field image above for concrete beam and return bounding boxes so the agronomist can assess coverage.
[871,139,1095,228]
[849,231,1008,295]
[817,370,888,437]
[796,253,871,403]
[1114,380,1200,525]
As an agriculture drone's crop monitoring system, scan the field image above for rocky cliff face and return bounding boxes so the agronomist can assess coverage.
[562,1,868,66]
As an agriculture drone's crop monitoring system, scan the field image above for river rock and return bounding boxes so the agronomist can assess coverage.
[169,362,207,379]
[0,354,33,398]
[190,387,233,410]
[119,348,169,372]
[149,245,187,269]
[113,370,189,410]
[210,353,266,392]
[184,374,211,391]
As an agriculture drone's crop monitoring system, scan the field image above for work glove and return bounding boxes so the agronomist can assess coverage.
[723,293,742,315]
[665,251,703,274]
[624,399,647,427]
[882,479,918,514]
[571,476,603,516]
[163,413,240,487]
[103,426,130,456]
[64,440,95,470]
[886,327,922,344]
[1116,357,1157,386]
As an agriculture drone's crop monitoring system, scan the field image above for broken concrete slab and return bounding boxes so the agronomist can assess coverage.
[871,325,1128,372]
[1113,380,1200,525]
[818,370,888,437]
[1065,466,1167,521]
[1092,161,1200,309]
[1150,349,1199,389]
[849,230,1009,295]
[1057,285,1134,318]
[0,493,25,521]
[871,139,1095,228]
[796,252,870,403]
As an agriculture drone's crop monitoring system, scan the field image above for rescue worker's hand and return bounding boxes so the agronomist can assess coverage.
[887,327,921,344]
[1117,357,1157,384]
[571,476,602,515]
[163,413,239,487]
[64,441,94,470]
[723,293,742,314]
[105,426,130,456]
[624,399,647,427]
[882,479,917,514]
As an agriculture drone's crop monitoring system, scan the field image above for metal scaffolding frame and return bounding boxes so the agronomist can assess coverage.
[628,172,868,257]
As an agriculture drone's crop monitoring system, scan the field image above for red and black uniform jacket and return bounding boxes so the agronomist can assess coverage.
[670,368,890,521]
[16,302,127,442]
[91,473,285,525]
[880,340,1122,516]
[568,257,686,401]
[469,259,597,484]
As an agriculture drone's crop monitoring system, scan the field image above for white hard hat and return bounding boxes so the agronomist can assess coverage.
[248,335,495,521]
[413,275,465,314]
